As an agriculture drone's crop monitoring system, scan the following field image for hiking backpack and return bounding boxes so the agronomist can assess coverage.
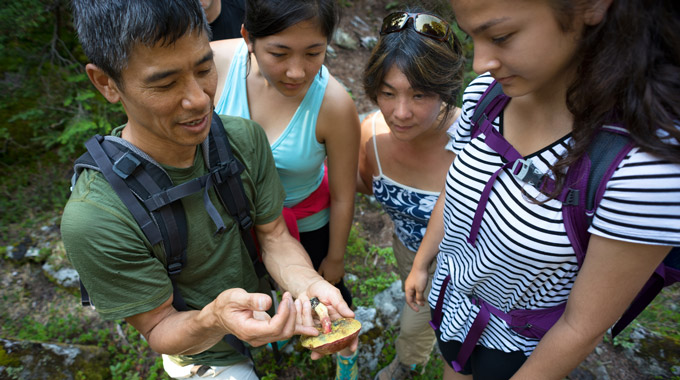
[430,80,680,372]
[71,112,274,361]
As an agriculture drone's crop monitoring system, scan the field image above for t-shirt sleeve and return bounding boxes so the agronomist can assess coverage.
[590,147,680,246]
[450,73,495,155]
[61,170,173,320]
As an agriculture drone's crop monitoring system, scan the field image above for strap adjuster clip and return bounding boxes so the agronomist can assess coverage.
[512,159,544,187]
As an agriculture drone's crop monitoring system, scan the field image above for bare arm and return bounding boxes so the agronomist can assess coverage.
[511,235,670,379]
[316,77,361,284]
[356,111,378,195]
[124,214,354,357]
[404,190,447,311]
[125,283,307,356]
[257,214,354,316]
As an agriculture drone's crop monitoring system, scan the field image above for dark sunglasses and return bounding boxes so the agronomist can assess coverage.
[380,12,456,49]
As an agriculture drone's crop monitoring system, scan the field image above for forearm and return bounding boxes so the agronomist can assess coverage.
[513,237,671,379]
[127,297,227,356]
[326,197,354,261]
[511,317,603,379]
[413,192,446,271]
[261,227,323,296]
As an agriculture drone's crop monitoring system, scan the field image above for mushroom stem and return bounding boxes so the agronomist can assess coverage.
[310,297,333,334]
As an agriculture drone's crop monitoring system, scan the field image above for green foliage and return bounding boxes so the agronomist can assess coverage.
[0,0,125,167]
[385,1,401,11]
[345,224,401,306]
[0,151,71,244]
[610,284,680,346]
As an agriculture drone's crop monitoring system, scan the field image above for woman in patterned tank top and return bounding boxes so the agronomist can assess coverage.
[356,8,465,380]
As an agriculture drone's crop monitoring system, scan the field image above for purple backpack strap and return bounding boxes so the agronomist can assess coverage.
[441,292,566,372]
[561,126,635,264]
[559,126,680,337]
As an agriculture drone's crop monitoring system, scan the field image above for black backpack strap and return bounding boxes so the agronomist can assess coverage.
[584,126,634,214]
[81,135,192,311]
[84,135,165,246]
[206,113,266,278]
[76,120,270,363]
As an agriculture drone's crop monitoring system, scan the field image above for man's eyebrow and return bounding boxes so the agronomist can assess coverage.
[144,50,214,84]
[196,50,214,66]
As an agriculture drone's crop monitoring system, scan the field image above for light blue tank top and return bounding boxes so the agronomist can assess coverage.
[215,41,329,231]
[370,112,440,251]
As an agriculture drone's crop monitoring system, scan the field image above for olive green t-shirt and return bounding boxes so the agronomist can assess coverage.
[61,116,285,366]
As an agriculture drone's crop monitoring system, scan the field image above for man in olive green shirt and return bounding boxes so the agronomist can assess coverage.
[62,1,354,378]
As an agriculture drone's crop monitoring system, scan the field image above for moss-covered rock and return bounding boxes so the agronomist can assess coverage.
[0,338,110,380]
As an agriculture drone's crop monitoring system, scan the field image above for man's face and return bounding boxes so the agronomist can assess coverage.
[115,31,217,166]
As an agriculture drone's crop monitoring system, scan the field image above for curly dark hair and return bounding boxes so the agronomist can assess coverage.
[547,0,680,199]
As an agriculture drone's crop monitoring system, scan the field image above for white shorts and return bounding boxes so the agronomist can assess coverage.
[162,354,259,380]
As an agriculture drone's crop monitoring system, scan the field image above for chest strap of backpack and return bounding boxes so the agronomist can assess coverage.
[77,112,264,360]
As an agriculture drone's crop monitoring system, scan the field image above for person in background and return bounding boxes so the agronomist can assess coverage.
[405,0,680,378]
[357,9,464,380]
[64,1,354,379]
[210,0,361,379]
[201,0,246,41]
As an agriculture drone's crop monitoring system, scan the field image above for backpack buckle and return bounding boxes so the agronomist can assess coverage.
[167,262,183,276]
[512,159,544,187]
[112,152,141,179]
[563,189,580,206]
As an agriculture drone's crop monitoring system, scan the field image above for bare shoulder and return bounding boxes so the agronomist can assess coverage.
[317,73,360,138]
[360,111,389,139]
[210,38,244,71]
[320,74,357,116]
[211,38,244,104]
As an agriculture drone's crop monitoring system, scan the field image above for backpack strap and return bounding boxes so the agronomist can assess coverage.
[561,126,635,265]
[469,80,508,140]
[73,115,268,361]
[205,114,266,278]
[203,113,271,361]
[80,135,193,310]
[560,126,680,337]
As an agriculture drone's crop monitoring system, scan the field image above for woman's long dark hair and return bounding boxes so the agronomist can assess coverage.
[548,0,680,199]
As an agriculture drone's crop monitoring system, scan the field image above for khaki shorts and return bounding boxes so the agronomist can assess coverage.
[162,354,258,379]
[392,235,437,366]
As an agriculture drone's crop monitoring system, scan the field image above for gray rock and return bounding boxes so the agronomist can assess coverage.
[373,280,405,326]
[360,36,378,50]
[333,28,359,50]
[0,338,110,380]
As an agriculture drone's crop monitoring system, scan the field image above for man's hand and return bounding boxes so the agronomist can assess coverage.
[211,289,318,347]
[298,280,356,359]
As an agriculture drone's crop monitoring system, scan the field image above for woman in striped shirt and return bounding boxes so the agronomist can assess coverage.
[405,0,680,379]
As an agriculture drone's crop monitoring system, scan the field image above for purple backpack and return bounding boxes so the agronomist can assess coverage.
[430,80,680,372]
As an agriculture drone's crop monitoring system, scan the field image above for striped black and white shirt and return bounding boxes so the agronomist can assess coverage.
[428,73,680,355]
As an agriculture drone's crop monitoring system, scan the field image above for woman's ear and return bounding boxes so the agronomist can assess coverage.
[85,63,121,103]
[584,0,613,25]
[241,25,254,53]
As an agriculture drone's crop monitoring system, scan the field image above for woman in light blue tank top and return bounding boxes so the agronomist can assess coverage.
[210,1,361,378]
[356,8,465,378]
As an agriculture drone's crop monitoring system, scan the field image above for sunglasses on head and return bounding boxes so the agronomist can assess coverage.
[380,12,456,49]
